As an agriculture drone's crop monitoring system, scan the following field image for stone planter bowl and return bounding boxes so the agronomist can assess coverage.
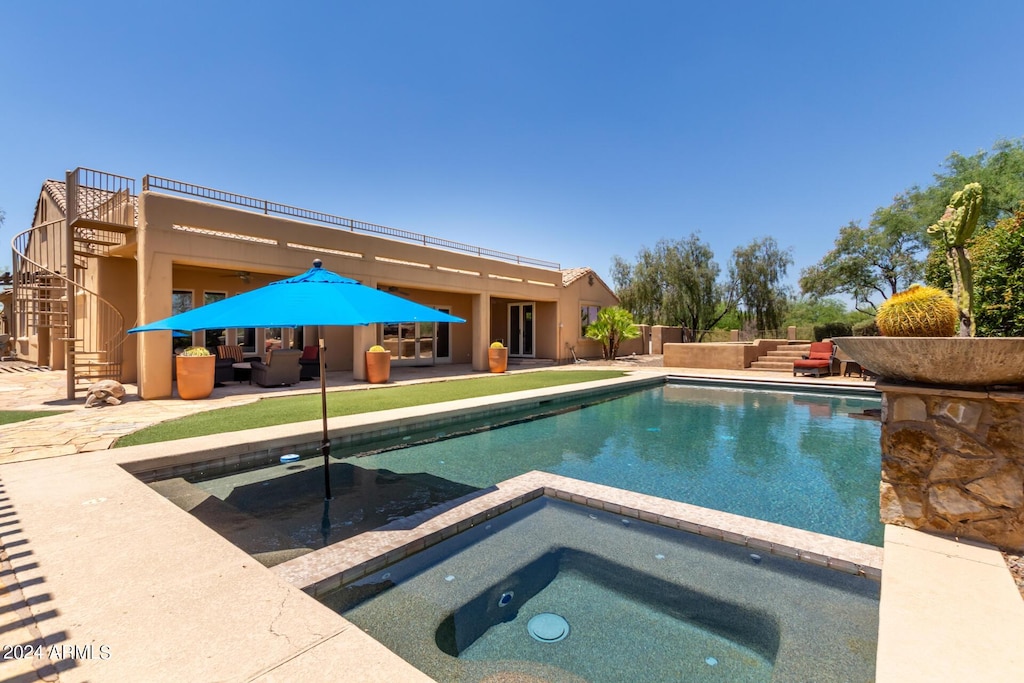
[833,336,1024,386]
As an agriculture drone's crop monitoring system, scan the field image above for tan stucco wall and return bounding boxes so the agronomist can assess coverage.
[663,339,788,370]
[131,191,619,397]
[617,324,651,357]
[15,182,623,391]
[96,256,138,382]
[651,325,683,353]
[17,196,68,367]
[559,276,620,360]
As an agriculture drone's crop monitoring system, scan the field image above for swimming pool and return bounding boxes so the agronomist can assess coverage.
[157,380,882,564]
[322,496,879,682]
[342,382,882,544]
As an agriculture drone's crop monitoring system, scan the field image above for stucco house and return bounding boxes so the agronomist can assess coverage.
[10,168,619,399]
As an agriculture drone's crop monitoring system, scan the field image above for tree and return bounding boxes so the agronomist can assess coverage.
[585,306,640,360]
[972,211,1024,337]
[912,139,1024,232]
[782,296,867,328]
[612,235,735,341]
[730,237,792,332]
[799,195,925,313]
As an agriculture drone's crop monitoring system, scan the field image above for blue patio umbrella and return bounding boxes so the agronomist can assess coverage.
[129,259,464,502]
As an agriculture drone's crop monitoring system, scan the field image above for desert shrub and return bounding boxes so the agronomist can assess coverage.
[852,319,880,336]
[813,321,852,341]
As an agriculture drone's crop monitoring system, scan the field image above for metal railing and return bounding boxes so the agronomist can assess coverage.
[11,219,126,397]
[142,174,561,270]
[68,167,137,228]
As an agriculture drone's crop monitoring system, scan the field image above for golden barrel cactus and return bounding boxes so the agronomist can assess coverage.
[876,285,958,337]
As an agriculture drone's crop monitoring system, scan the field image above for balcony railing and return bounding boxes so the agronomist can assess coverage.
[141,174,561,270]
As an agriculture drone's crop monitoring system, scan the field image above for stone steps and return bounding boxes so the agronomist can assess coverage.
[749,361,796,372]
[750,343,811,372]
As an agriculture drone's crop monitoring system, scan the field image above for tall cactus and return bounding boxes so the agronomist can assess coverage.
[927,182,982,337]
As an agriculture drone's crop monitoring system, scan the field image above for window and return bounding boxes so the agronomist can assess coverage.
[203,291,227,348]
[580,305,600,338]
[171,290,193,315]
[171,290,194,352]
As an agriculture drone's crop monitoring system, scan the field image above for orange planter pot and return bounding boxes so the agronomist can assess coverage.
[488,347,508,373]
[365,351,391,384]
[175,355,215,400]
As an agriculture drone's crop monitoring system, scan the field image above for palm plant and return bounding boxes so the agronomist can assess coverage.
[585,306,640,360]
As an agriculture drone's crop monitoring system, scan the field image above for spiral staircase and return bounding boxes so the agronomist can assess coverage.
[11,169,135,399]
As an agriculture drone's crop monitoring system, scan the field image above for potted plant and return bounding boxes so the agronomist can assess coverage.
[175,346,216,399]
[488,341,508,373]
[835,284,1024,385]
[365,344,391,384]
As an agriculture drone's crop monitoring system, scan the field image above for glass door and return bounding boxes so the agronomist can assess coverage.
[508,303,535,357]
[381,308,452,365]
[434,307,452,364]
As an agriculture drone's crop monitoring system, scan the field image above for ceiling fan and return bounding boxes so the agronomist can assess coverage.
[220,271,252,283]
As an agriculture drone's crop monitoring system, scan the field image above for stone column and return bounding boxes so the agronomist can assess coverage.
[878,381,1024,551]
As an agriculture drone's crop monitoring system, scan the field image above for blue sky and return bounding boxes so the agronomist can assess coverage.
[2,1,1023,301]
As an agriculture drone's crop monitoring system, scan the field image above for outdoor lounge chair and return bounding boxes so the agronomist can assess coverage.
[216,345,261,382]
[792,341,837,378]
[298,345,320,380]
[250,348,302,387]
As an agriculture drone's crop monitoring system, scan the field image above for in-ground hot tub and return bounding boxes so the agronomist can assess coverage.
[321,497,879,682]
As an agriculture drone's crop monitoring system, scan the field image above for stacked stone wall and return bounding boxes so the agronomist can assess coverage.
[879,382,1024,551]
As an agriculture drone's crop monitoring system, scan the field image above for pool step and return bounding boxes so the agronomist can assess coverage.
[150,478,315,567]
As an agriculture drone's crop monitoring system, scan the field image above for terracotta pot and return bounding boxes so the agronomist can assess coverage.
[175,355,216,400]
[365,351,391,384]
[488,347,508,373]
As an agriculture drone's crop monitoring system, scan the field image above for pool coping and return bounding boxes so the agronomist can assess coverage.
[117,372,666,480]
[273,470,884,597]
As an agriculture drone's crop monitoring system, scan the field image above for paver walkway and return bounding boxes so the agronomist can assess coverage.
[0,363,547,464]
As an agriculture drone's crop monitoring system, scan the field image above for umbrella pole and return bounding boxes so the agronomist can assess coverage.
[319,326,332,501]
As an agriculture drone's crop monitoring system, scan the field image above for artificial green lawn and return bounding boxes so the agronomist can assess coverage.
[0,410,66,426]
[115,370,625,447]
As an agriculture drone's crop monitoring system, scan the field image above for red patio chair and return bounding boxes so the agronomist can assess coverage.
[792,341,837,378]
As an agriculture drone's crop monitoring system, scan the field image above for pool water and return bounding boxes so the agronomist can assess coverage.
[325,497,879,682]
[163,382,882,564]
[350,383,883,545]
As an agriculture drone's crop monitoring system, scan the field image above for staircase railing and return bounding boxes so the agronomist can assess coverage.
[12,219,127,398]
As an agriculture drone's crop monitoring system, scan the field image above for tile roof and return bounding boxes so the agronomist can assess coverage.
[561,267,591,287]
[39,180,138,226]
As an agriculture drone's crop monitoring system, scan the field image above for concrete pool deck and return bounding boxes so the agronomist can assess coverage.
[1,365,1022,681]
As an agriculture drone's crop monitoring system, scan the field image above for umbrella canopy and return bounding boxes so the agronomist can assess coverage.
[129,260,464,332]
[129,259,465,505]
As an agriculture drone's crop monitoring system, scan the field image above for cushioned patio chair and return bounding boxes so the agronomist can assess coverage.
[216,344,262,382]
[792,341,837,378]
[298,345,320,380]
[250,348,302,387]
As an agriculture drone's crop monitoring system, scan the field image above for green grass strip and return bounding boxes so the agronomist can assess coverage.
[116,370,625,447]
[0,410,67,426]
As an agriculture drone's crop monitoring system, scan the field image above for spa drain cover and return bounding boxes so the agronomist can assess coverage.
[527,613,570,643]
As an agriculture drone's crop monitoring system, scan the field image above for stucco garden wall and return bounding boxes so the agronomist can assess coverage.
[663,339,787,370]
